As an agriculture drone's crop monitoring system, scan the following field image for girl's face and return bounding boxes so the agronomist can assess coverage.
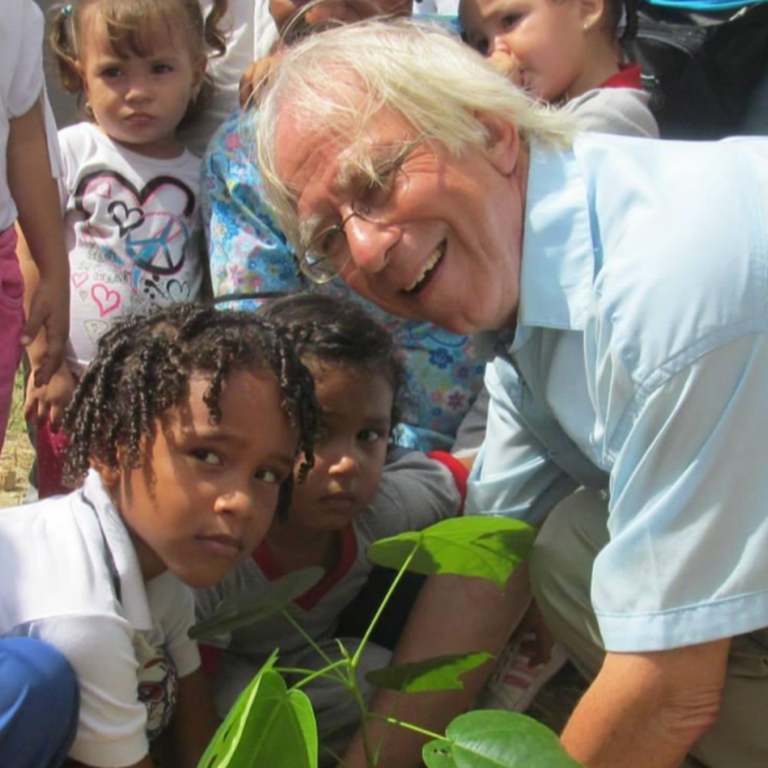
[78,5,205,158]
[100,370,299,589]
[283,363,394,534]
[460,0,597,101]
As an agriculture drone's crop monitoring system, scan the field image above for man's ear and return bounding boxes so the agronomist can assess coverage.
[476,111,520,176]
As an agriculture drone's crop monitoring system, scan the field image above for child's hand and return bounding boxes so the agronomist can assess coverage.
[25,360,76,431]
[489,50,521,84]
[22,269,70,387]
[239,54,282,108]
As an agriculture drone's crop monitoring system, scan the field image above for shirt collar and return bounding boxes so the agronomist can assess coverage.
[81,469,154,631]
[515,141,595,340]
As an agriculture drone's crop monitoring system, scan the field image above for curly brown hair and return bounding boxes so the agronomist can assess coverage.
[62,303,321,517]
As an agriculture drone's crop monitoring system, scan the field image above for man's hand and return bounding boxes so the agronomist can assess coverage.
[561,639,730,768]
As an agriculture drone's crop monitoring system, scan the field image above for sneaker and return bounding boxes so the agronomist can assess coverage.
[475,631,569,713]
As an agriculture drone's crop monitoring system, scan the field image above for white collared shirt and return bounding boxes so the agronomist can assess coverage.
[0,470,200,766]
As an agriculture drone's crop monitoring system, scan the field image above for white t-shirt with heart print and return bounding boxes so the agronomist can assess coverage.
[58,122,204,375]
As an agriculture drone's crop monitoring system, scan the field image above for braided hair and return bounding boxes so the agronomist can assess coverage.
[63,304,320,514]
[258,293,406,429]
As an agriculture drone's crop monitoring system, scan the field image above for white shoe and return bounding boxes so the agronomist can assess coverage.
[475,631,569,713]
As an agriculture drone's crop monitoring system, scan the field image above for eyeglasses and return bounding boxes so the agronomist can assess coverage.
[297,134,427,284]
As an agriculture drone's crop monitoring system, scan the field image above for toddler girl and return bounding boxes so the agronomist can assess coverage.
[459,0,660,136]
[0,0,69,459]
[195,294,468,766]
[0,303,319,768]
[24,0,226,496]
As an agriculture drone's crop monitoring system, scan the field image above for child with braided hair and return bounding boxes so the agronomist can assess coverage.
[0,303,320,768]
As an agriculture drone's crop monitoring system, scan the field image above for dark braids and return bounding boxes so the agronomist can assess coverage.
[63,304,321,513]
[258,293,406,429]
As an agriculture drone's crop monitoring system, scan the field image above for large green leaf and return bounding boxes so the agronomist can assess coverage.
[366,652,493,693]
[367,517,535,587]
[423,711,584,768]
[190,567,324,641]
[197,666,317,768]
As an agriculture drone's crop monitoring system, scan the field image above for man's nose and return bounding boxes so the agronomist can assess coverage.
[344,214,400,274]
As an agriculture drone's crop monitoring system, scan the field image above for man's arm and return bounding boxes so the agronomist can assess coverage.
[338,565,532,768]
[562,639,730,768]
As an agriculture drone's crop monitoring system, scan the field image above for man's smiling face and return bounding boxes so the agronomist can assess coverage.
[274,107,526,335]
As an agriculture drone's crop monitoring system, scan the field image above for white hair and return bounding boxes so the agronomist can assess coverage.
[255,17,576,245]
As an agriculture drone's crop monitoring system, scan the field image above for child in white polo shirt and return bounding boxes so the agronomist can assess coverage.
[0,304,319,768]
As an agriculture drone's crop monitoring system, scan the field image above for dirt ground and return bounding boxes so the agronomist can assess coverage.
[0,372,33,508]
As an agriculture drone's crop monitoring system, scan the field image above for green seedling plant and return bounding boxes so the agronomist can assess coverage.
[192,515,584,768]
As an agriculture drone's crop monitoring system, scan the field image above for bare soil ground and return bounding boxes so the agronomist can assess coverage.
[0,372,33,508]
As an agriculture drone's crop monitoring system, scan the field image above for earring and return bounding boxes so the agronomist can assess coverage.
[583,22,589,30]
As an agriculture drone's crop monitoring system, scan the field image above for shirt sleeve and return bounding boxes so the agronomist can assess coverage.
[27,614,150,768]
[201,110,304,308]
[364,448,466,539]
[465,360,578,523]
[595,334,768,652]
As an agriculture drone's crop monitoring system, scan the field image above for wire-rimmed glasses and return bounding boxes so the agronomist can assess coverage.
[297,134,427,284]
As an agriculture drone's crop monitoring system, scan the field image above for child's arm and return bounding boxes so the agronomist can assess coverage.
[17,230,76,427]
[8,97,69,387]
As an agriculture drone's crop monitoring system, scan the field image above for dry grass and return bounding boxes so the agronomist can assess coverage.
[0,370,33,508]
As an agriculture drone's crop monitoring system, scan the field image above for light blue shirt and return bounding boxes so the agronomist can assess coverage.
[467,133,768,653]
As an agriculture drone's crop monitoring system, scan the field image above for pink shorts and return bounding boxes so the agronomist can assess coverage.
[35,418,71,498]
[0,226,24,460]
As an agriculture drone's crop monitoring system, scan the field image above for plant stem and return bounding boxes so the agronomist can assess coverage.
[351,544,420,766]
[280,608,349,684]
[285,659,350,691]
[351,544,419,668]
[369,712,444,742]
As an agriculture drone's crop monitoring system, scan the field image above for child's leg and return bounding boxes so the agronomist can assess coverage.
[0,227,25,459]
[0,636,79,768]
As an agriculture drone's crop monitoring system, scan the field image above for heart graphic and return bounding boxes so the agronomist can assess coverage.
[72,272,89,288]
[91,284,121,316]
[166,279,191,302]
[85,319,110,345]
[109,201,145,237]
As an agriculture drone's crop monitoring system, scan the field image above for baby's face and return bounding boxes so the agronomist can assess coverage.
[102,370,298,588]
[286,363,393,534]
[460,0,592,101]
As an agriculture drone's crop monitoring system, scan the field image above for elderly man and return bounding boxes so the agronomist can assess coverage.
[254,18,768,768]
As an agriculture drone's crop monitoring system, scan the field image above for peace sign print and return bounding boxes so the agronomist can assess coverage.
[75,171,196,278]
